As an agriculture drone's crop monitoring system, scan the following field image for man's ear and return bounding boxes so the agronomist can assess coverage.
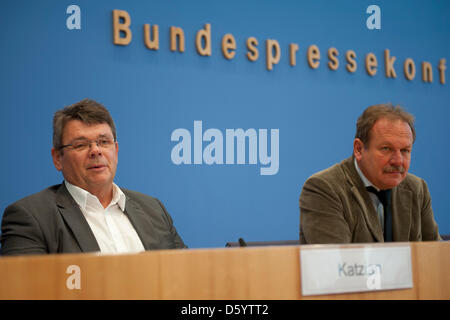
[51,148,63,171]
[353,138,364,161]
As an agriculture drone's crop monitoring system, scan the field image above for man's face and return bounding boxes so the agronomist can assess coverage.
[51,120,119,195]
[354,118,413,190]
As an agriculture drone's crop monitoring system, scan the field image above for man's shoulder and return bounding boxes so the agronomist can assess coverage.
[7,184,62,209]
[121,188,156,201]
[120,188,171,219]
[399,172,428,192]
[306,157,352,185]
[120,188,163,208]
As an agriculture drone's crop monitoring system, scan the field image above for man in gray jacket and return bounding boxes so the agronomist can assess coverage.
[299,104,441,244]
[1,99,186,255]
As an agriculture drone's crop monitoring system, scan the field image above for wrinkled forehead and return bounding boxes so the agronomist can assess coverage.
[62,120,114,142]
[369,118,413,145]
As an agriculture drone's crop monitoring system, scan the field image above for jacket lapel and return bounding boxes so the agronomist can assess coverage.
[56,183,100,252]
[391,184,412,241]
[123,193,160,250]
[343,157,384,242]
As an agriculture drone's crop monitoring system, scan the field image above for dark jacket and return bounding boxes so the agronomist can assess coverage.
[1,183,186,255]
[299,156,441,244]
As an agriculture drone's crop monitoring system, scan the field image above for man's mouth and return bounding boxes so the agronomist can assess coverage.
[88,165,106,170]
[384,166,405,174]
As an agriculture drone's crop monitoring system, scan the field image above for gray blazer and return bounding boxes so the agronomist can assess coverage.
[1,183,186,255]
[299,156,441,244]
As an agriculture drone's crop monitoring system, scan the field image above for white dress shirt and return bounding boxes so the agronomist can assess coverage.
[65,181,145,254]
[354,159,385,229]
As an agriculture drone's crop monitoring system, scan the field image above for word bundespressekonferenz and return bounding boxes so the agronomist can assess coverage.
[111,9,447,85]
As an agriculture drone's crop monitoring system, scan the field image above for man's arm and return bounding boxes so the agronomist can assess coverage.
[419,179,441,241]
[299,175,352,244]
[155,199,187,249]
[1,203,48,256]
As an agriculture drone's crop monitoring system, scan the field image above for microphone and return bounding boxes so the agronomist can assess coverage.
[238,238,247,247]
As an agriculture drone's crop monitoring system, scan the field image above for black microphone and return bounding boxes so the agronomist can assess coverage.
[238,238,247,247]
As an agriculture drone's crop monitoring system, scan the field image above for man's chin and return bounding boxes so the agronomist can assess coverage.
[381,175,405,189]
[85,176,114,188]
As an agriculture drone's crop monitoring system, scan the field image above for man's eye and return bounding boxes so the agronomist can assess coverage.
[73,142,88,149]
[99,139,111,146]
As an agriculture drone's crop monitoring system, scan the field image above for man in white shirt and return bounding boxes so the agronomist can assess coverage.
[1,99,186,255]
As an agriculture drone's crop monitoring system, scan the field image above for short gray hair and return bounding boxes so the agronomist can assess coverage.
[355,103,416,146]
[53,99,117,150]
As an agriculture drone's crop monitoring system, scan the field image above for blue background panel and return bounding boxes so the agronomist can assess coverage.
[1,0,449,248]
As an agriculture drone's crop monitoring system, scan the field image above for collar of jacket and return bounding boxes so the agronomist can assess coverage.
[340,156,412,242]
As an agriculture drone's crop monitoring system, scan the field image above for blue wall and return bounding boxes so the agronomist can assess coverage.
[1,0,449,248]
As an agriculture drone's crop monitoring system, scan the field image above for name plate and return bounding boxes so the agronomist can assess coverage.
[300,245,413,296]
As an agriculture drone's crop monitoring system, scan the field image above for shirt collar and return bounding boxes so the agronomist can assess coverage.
[354,158,380,192]
[65,180,126,211]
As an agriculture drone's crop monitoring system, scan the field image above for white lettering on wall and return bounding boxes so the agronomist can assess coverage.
[171,121,279,175]
[66,5,81,30]
[366,5,381,30]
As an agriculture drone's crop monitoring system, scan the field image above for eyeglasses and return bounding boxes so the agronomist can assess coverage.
[59,137,116,152]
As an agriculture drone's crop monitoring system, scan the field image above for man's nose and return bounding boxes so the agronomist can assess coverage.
[390,150,403,166]
[88,141,102,157]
